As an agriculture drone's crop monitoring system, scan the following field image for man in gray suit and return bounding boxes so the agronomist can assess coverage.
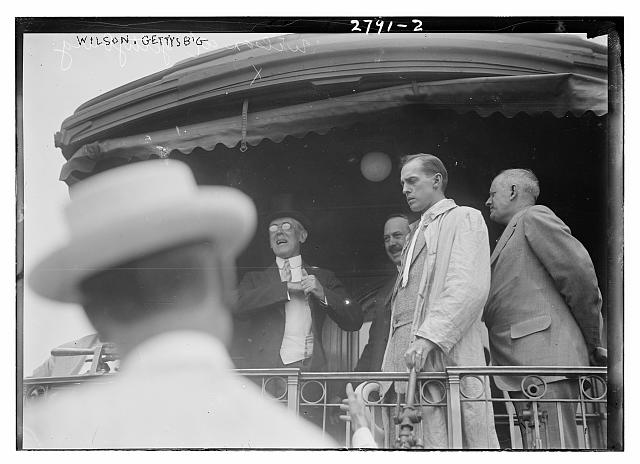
[484,168,605,449]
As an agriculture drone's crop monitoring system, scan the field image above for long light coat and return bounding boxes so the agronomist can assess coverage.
[382,199,499,449]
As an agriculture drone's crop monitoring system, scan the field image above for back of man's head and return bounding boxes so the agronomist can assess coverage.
[28,159,258,357]
[81,241,212,319]
[80,240,233,353]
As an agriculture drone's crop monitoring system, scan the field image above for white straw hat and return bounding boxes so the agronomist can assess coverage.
[29,159,257,304]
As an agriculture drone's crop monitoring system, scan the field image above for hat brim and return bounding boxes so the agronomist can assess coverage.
[29,186,256,304]
[264,210,311,231]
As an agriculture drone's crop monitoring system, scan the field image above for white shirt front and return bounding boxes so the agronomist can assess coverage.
[276,255,314,364]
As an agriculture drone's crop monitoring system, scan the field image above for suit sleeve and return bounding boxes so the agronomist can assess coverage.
[318,270,363,331]
[235,271,289,316]
[355,323,375,372]
[415,209,491,353]
[523,206,603,351]
[356,301,391,371]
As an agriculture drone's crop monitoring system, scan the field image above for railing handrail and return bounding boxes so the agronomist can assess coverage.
[23,365,606,387]
[24,373,118,385]
[446,366,607,375]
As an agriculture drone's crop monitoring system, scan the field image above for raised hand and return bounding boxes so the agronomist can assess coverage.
[301,268,325,301]
[339,383,370,430]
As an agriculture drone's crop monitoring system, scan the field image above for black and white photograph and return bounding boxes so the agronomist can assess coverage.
[14,15,624,452]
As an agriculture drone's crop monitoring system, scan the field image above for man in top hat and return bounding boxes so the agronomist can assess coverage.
[23,160,334,449]
[234,210,363,371]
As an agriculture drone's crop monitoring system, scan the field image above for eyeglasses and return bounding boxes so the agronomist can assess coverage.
[269,222,293,233]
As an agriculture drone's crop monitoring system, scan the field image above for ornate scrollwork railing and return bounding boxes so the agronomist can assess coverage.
[23,366,607,449]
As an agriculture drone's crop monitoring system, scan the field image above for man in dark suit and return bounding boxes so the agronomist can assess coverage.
[484,168,605,449]
[356,214,410,372]
[234,211,363,371]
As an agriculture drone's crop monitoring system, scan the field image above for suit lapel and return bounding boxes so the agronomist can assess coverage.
[490,209,526,265]
[406,201,456,268]
[266,263,285,316]
[390,224,423,301]
[267,263,281,282]
[301,263,323,338]
[401,224,426,269]
[490,225,515,265]
[409,228,426,268]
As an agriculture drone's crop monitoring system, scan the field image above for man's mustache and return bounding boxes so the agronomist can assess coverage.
[387,244,403,254]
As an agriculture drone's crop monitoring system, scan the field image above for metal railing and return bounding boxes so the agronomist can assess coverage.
[23,366,607,449]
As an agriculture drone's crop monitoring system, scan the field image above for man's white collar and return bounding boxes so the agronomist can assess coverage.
[276,255,302,268]
[420,198,456,223]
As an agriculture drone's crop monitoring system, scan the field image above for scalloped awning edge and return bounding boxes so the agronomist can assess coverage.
[60,73,607,185]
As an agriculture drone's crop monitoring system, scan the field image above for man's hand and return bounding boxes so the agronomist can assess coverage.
[339,383,370,430]
[286,281,304,293]
[404,337,437,371]
[301,269,325,301]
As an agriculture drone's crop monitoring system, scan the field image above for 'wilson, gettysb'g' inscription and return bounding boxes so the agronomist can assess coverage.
[76,35,209,47]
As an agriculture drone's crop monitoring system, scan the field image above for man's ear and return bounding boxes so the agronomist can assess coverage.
[433,173,443,189]
[509,184,518,201]
[299,228,308,244]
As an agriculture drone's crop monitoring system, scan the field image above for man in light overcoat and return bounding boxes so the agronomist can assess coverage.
[381,153,499,449]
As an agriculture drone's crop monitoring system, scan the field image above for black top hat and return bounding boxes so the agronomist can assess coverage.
[265,210,312,231]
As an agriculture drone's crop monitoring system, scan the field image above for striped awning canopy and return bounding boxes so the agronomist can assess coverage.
[55,33,608,185]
